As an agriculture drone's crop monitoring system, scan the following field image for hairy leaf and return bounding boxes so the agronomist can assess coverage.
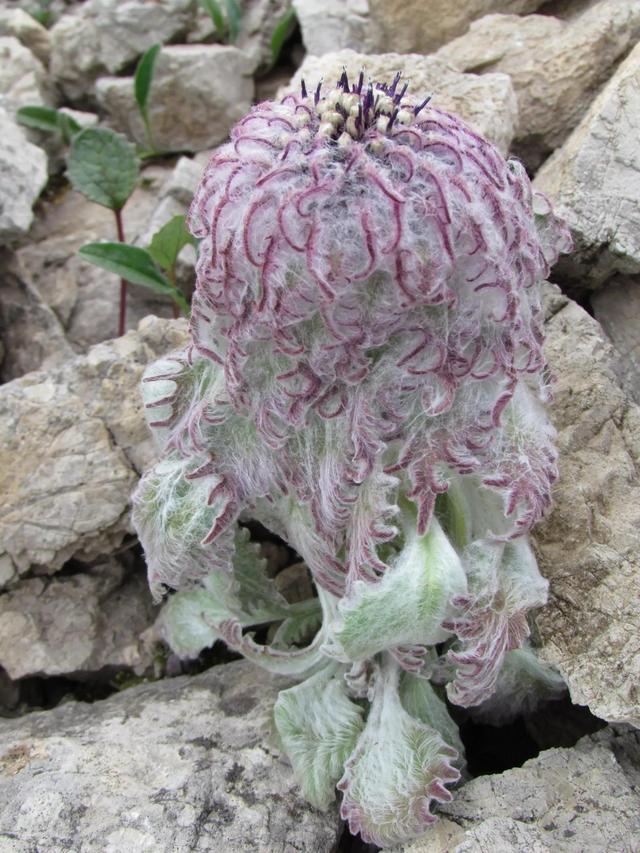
[338,658,460,846]
[327,515,466,662]
[399,672,465,760]
[275,664,365,810]
[444,536,549,707]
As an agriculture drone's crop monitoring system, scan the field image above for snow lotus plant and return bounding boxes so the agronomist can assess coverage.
[133,72,571,846]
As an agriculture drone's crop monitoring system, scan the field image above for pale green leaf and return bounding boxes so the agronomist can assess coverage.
[399,672,465,759]
[338,658,460,847]
[274,664,365,810]
[327,514,467,662]
[67,128,139,211]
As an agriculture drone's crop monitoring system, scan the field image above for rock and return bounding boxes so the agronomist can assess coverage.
[0,107,47,241]
[0,316,188,584]
[0,559,157,679]
[50,0,196,101]
[0,254,74,382]
[292,0,544,57]
[96,45,254,154]
[15,163,181,351]
[592,276,640,406]
[188,0,292,73]
[436,1,640,168]
[285,49,518,155]
[0,8,51,66]
[391,726,640,853]
[162,155,203,206]
[534,44,640,286]
[530,284,640,727]
[0,660,341,851]
[0,36,53,112]
[274,562,315,604]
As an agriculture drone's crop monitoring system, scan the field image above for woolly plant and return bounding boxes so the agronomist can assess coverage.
[133,71,572,846]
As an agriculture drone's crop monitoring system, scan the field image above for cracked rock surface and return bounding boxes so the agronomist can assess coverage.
[0,316,188,586]
[435,0,640,169]
[0,558,157,680]
[391,726,640,852]
[0,660,341,852]
[531,284,640,726]
[534,43,640,285]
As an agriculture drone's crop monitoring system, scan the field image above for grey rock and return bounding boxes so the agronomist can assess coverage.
[0,8,51,65]
[531,283,640,726]
[96,45,254,154]
[0,35,53,112]
[292,0,544,57]
[162,155,203,206]
[436,0,640,168]
[274,562,315,604]
[188,0,292,73]
[0,316,188,584]
[0,107,47,241]
[392,727,640,853]
[0,660,341,852]
[0,559,157,679]
[50,0,196,101]
[592,276,640,405]
[285,49,518,155]
[534,43,640,286]
[0,254,74,383]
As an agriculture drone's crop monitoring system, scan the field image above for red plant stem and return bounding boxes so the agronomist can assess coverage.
[169,264,179,319]
[114,207,127,337]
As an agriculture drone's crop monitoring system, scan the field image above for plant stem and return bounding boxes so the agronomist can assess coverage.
[114,207,127,336]
[168,264,180,319]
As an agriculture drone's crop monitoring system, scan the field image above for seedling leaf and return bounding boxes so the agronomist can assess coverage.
[67,128,139,211]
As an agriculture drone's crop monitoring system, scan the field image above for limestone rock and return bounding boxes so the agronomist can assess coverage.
[50,0,196,101]
[392,727,640,853]
[436,1,640,168]
[0,560,157,679]
[96,45,254,154]
[0,661,341,852]
[188,0,292,73]
[534,44,640,286]
[530,284,640,727]
[0,255,74,382]
[285,50,518,155]
[0,107,47,241]
[0,36,53,112]
[0,8,51,65]
[592,276,640,406]
[292,0,544,57]
[0,316,188,584]
[16,163,180,352]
